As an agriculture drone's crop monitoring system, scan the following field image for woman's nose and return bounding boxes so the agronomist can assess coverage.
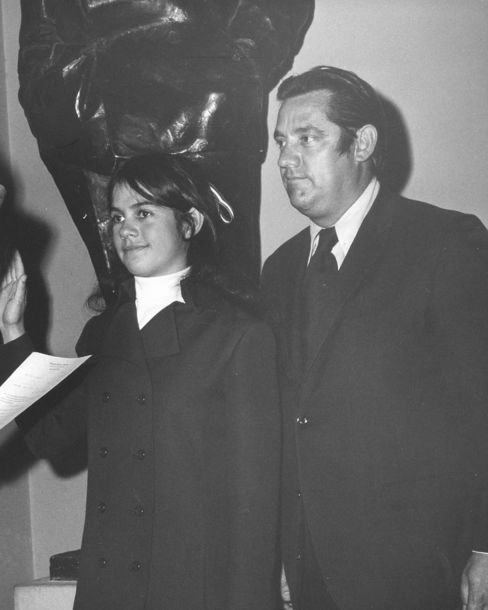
[118,219,137,238]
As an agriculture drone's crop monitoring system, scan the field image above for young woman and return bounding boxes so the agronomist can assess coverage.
[0,154,281,610]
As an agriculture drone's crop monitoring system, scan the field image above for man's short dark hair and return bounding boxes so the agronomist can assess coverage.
[277,66,387,174]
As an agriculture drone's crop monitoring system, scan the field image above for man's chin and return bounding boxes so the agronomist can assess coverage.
[289,195,313,216]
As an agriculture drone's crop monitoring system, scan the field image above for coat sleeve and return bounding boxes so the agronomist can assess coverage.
[221,319,282,610]
[0,333,34,381]
[1,329,94,459]
[429,214,488,552]
[16,368,90,459]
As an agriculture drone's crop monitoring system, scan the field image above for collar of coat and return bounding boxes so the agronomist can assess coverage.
[76,272,241,360]
[117,272,226,313]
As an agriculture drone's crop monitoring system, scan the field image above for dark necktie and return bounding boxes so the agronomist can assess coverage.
[301,227,338,362]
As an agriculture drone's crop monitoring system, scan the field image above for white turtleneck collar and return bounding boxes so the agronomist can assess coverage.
[134,266,191,329]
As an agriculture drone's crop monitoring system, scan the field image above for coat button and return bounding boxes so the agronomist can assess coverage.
[137,394,146,405]
[296,416,310,426]
[297,490,302,498]
[130,560,142,571]
[167,29,180,44]
[98,557,107,568]
[97,501,107,513]
[134,449,146,460]
[99,447,109,458]
[133,504,144,516]
[102,392,111,403]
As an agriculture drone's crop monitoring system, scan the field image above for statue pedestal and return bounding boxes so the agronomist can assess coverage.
[14,578,76,610]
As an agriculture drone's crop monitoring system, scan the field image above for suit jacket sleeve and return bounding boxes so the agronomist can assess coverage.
[222,320,281,609]
[430,214,488,551]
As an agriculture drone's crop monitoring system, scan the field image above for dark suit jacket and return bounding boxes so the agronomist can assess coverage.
[3,277,281,610]
[261,187,488,610]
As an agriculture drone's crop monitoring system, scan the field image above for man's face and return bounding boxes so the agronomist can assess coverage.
[274,90,362,227]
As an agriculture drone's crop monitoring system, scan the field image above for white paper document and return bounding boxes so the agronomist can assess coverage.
[0,352,91,430]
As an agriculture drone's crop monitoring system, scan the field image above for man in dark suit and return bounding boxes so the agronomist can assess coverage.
[261,66,488,610]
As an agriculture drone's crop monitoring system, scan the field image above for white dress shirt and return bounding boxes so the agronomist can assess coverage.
[308,177,380,267]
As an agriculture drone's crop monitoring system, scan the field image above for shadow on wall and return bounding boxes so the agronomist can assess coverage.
[379,95,412,194]
[0,155,51,351]
[0,157,88,486]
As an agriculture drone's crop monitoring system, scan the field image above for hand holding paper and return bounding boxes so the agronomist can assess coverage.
[0,352,91,430]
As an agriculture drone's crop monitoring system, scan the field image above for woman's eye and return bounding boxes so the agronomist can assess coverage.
[110,214,123,224]
[300,135,313,144]
[137,209,152,219]
[275,139,286,149]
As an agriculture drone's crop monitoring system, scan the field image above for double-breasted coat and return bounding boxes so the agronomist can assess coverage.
[3,276,281,610]
[261,187,488,610]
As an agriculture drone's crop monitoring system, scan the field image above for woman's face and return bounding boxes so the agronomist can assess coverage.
[110,183,190,277]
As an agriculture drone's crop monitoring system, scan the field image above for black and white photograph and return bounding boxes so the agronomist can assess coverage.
[0,2,488,609]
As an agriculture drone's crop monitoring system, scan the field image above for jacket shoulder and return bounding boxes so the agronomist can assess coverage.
[262,227,309,278]
[75,310,113,356]
[372,188,488,260]
[392,191,486,231]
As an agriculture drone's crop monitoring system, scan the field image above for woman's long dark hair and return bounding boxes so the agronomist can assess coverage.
[108,153,220,271]
[90,153,257,311]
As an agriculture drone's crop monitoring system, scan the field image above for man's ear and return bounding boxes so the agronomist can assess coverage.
[186,207,205,238]
[353,124,378,163]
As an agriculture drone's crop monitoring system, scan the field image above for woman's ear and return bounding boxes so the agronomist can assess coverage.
[185,207,205,238]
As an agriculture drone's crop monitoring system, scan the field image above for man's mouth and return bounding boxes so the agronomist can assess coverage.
[122,244,147,253]
[284,175,307,183]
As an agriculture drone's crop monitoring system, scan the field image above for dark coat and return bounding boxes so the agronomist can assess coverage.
[4,277,281,610]
[261,187,488,610]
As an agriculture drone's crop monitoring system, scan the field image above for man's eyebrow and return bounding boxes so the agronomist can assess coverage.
[295,125,325,135]
[273,125,325,139]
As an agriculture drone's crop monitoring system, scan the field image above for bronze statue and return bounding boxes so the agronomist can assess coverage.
[18,0,314,299]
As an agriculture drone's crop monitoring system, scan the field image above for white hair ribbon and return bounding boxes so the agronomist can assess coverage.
[209,184,235,224]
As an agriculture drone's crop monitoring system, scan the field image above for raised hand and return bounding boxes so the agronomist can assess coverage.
[0,251,27,342]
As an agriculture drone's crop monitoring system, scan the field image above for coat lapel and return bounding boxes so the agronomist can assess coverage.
[303,188,395,374]
[100,279,181,365]
[140,305,181,359]
[101,300,146,366]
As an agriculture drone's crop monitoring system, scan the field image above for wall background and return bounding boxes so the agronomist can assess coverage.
[0,5,33,609]
[0,1,487,607]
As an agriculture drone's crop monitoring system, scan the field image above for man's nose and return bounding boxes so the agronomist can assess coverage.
[278,144,299,168]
